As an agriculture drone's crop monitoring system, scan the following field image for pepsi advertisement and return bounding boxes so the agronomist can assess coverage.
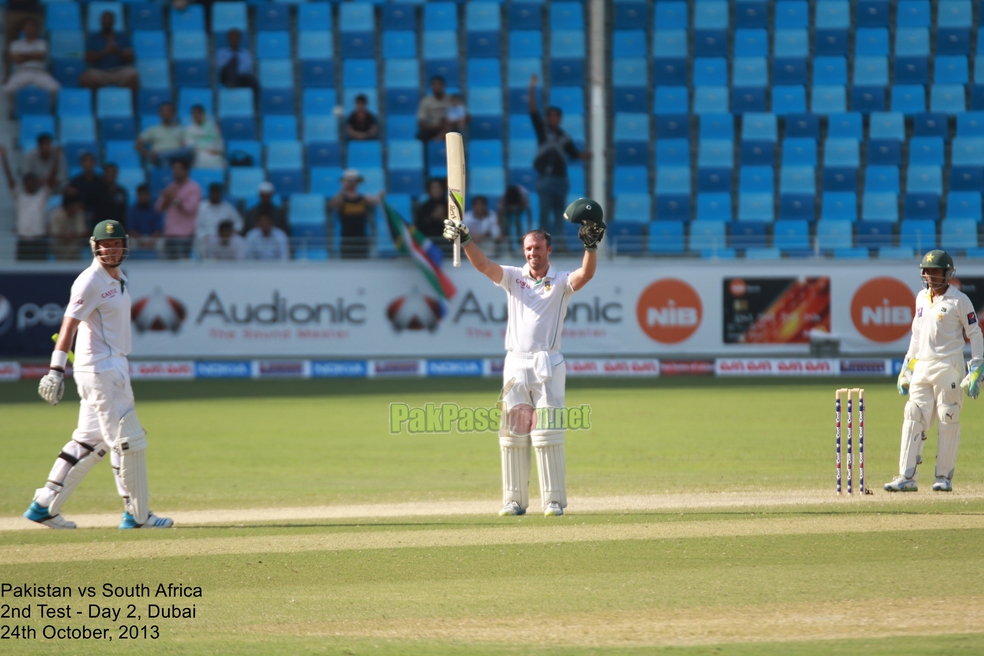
[0,273,77,358]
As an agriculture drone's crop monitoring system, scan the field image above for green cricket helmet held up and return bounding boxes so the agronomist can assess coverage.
[564,198,606,251]
[90,219,129,267]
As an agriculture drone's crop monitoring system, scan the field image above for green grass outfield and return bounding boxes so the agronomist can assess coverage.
[2,377,984,654]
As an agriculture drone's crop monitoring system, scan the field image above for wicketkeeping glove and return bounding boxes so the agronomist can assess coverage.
[897,358,916,396]
[961,359,984,399]
[443,218,471,245]
[578,221,605,251]
[38,369,65,406]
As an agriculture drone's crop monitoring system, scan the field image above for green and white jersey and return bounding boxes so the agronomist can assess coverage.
[496,263,577,355]
[906,285,984,363]
[65,259,131,372]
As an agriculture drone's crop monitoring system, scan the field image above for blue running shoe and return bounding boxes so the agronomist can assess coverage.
[24,501,76,529]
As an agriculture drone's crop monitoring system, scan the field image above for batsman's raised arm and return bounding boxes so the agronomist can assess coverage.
[444,218,503,284]
[569,248,596,291]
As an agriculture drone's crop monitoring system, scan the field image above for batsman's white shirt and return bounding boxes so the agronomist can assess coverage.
[905,286,984,364]
[65,259,132,373]
[497,263,576,360]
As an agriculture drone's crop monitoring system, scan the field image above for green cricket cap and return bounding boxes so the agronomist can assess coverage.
[92,220,126,241]
[564,198,605,226]
[919,249,954,271]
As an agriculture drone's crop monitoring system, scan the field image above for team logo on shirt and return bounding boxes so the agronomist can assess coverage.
[917,307,923,317]
[969,312,978,325]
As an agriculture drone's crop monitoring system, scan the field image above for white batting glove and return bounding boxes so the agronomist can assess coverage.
[443,218,471,245]
[38,369,65,406]
[961,360,984,399]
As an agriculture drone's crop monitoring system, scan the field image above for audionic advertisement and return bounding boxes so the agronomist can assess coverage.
[2,260,980,358]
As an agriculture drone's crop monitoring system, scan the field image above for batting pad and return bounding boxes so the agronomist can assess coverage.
[936,423,961,480]
[499,433,531,509]
[533,429,566,508]
[115,411,150,525]
[48,441,107,516]
[899,402,926,480]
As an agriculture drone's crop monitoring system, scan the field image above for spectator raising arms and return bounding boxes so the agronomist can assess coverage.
[328,169,380,259]
[136,102,192,167]
[216,28,259,99]
[49,193,87,261]
[1,143,57,261]
[3,17,59,99]
[79,11,138,95]
[184,104,225,169]
[345,94,379,141]
[245,212,290,260]
[21,133,66,193]
[155,160,202,260]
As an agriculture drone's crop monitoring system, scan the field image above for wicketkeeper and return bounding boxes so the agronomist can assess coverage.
[445,198,604,516]
[887,249,984,492]
[26,220,173,529]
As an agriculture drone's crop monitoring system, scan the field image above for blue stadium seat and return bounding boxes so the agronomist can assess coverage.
[696,193,732,220]
[96,88,131,117]
[697,140,734,192]
[256,32,290,60]
[229,167,265,202]
[853,57,888,87]
[552,2,584,29]
[60,116,96,144]
[744,247,781,259]
[694,1,729,57]
[301,61,335,89]
[615,0,649,29]
[383,31,416,59]
[261,89,294,117]
[938,0,972,55]
[856,220,895,248]
[308,167,343,196]
[700,114,733,141]
[609,223,646,254]
[734,28,768,56]
[425,59,460,89]
[299,3,333,32]
[904,192,940,221]
[731,221,768,249]
[613,194,653,223]
[613,30,646,58]
[738,192,774,221]
[343,60,377,89]
[306,142,341,168]
[815,0,851,55]
[857,0,890,27]
[135,59,170,90]
[812,85,847,113]
[898,0,931,26]
[816,219,854,250]
[171,31,207,61]
[773,220,810,250]
[653,30,688,85]
[828,112,864,139]
[100,115,134,142]
[942,218,979,251]
[947,191,982,220]
[779,166,816,219]
[862,192,900,221]
[822,138,860,190]
[832,247,870,259]
[880,246,916,259]
[509,2,543,30]
[133,30,166,59]
[467,31,500,59]
[128,3,163,31]
[470,167,506,196]
[655,139,690,167]
[865,165,900,194]
[856,28,890,55]
[613,59,647,112]
[772,86,808,115]
[388,140,424,173]
[868,112,904,162]
[20,115,55,150]
[508,31,542,59]
[424,2,457,31]
[895,28,930,83]
[931,85,967,114]
[49,30,84,61]
[299,33,333,61]
[689,220,728,250]
[776,1,809,27]
[339,4,375,58]
[694,58,727,86]
[647,221,686,254]
[908,165,943,196]
[694,86,729,114]
[900,219,938,250]
[385,115,417,141]
[614,166,650,195]
[262,116,297,142]
[176,89,212,121]
[814,57,847,85]
[218,89,253,118]
[260,60,294,92]
[266,140,302,170]
[211,2,246,33]
[56,88,90,117]
[739,166,773,193]
[170,4,204,31]
[936,56,970,84]
[173,60,208,88]
[221,117,256,141]
[773,29,808,84]
[47,3,81,31]
[102,140,137,169]
[468,59,502,89]
[254,4,290,31]
[289,194,327,227]
[782,138,816,165]
[348,142,383,169]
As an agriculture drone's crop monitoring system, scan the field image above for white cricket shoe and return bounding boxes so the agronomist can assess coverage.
[544,502,564,516]
[23,501,76,529]
[932,477,953,492]
[884,475,918,492]
[498,501,526,516]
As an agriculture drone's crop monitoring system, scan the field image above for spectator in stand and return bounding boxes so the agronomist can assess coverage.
[345,94,379,141]
[68,152,108,229]
[204,219,246,260]
[216,28,259,100]
[136,102,192,167]
[48,193,87,260]
[127,183,163,250]
[99,163,129,229]
[79,11,138,95]
[446,93,469,133]
[0,144,56,260]
[463,194,502,255]
[184,104,225,169]
[5,1,42,50]
[328,169,380,259]
[528,74,591,240]
[21,133,66,192]
[416,75,451,143]
[155,159,202,259]
[243,181,289,235]
[414,177,450,255]
[245,212,290,260]
[498,184,533,252]
[3,17,58,100]
[196,182,243,248]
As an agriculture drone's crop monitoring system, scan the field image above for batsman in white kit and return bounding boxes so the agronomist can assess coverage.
[445,198,604,516]
[887,249,984,493]
[25,220,173,529]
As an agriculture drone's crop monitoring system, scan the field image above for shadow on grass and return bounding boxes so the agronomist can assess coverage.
[0,376,893,404]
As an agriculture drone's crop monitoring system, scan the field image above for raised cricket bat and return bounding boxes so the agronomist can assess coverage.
[446,132,466,267]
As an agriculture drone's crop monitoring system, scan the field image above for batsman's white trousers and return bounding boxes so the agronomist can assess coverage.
[501,351,566,411]
[907,356,963,429]
[73,358,135,451]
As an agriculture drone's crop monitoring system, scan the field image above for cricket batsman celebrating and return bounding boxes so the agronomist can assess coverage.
[25,220,173,529]
[886,249,984,493]
[444,198,604,516]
